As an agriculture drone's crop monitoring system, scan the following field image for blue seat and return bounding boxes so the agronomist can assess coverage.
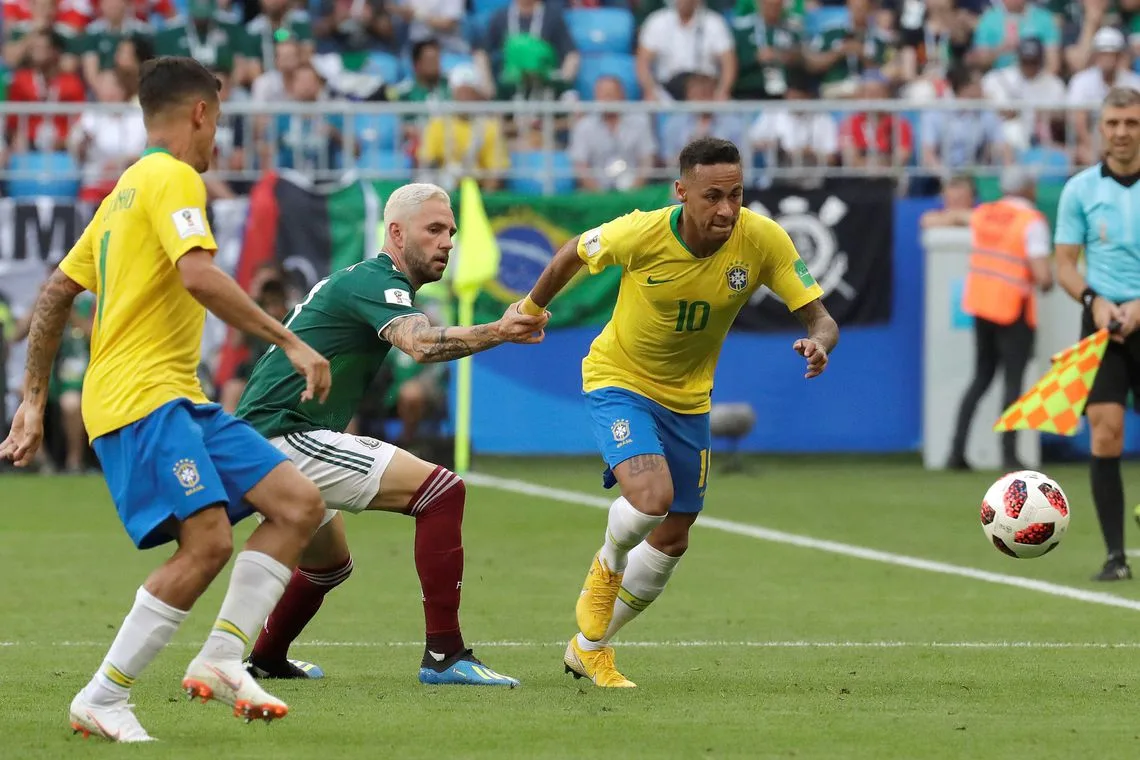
[464,8,498,46]
[364,51,403,83]
[471,0,510,14]
[7,151,80,199]
[357,148,412,175]
[508,151,575,195]
[805,7,849,37]
[440,51,474,74]
[1019,146,1071,180]
[352,114,401,151]
[566,8,635,55]
[575,52,639,100]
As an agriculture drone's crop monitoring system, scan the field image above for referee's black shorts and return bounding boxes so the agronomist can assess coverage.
[1082,310,1140,411]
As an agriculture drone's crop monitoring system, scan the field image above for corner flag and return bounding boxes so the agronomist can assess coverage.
[994,329,1111,436]
[453,178,501,473]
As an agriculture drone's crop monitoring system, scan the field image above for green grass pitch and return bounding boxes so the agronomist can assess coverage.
[4,455,1140,759]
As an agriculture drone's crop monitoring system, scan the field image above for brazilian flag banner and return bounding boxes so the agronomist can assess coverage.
[470,184,674,328]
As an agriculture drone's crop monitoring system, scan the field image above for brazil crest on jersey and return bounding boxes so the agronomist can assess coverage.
[236,255,421,438]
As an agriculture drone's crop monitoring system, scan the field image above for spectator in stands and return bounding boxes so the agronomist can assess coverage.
[417,63,509,191]
[748,67,839,171]
[806,0,895,98]
[153,0,249,87]
[920,173,976,228]
[389,39,449,145]
[111,31,150,95]
[475,0,579,99]
[205,68,250,199]
[971,0,1061,75]
[390,0,467,54]
[3,0,82,71]
[839,71,914,169]
[67,69,145,203]
[569,75,655,191]
[637,0,736,101]
[79,0,150,91]
[245,0,314,83]
[981,37,1066,152]
[1068,27,1140,163]
[660,72,747,164]
[250,27,302,102]
[920,65,1008,179]
[381,348,446,445]
[6,29,86,153]
[731,0,802,100]
[313,0,394,54]
[895,0,975,86]
[219,279,290,413]
[266,62,346,174]
[1054,0,1117,74]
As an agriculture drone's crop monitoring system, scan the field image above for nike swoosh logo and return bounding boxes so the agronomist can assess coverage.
[429,651,446,662]
[646,276,675,285]
[206,663,243,692]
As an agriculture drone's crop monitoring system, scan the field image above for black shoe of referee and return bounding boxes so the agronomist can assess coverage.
[1091,555,1132,582]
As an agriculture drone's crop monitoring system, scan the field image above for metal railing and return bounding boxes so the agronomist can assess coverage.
[0,99,1104,195]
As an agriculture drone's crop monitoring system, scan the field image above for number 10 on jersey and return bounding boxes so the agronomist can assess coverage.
[674,300,710,332]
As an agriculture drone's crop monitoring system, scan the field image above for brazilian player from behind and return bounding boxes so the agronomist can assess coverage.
[519,137,839,687]
[1,57,334,741]
[234,183,548,687]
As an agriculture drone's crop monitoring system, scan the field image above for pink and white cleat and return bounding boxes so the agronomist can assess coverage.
[182,658,289,723]
[69,692,155,742]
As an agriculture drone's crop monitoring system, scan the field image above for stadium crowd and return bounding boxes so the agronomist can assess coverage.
[2,0,1140,195]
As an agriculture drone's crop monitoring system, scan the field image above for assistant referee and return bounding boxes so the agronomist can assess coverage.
[1055,86,1140,582]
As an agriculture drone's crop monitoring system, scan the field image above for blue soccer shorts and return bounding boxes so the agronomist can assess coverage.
[92,399,288,550]
[584,387,711,513]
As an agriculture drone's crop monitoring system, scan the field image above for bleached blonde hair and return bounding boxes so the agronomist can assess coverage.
[383,183,452,225]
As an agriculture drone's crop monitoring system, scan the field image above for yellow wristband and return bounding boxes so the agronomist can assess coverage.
[519,295,545,316]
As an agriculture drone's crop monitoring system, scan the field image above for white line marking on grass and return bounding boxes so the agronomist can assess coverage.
[466,472,1140,614]
[6,640,1140,649]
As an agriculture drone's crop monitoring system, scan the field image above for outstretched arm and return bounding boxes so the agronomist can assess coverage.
[519,234,585,315]
[792,299,839,379]
[381,306,547,363]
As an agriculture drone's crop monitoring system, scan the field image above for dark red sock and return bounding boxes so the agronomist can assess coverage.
[409,467,466,657]
[250,556,353,664]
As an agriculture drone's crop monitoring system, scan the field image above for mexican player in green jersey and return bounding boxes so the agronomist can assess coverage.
[235,183,547,687]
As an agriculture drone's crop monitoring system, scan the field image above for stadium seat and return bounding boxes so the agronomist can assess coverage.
[575,52,640,100]
[464,9,498,46]
[1019,146,1071,181]
[507,151,575,195]
[351,113,401,152]
[472,0,510,14]
[566,8,635,55]
[805,7,849,37]
[6,151,80,199]
[364,51,403,83]
[440,51,474,75]
[357,148,413,176]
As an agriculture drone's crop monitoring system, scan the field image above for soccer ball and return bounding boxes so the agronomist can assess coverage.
[980,470,1070,559]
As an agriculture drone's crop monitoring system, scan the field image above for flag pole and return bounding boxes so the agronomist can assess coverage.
[454,294,475,474]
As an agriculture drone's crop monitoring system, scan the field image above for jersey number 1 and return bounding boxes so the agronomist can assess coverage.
[265,277,329,356]
[97,230,111,325]
[674,300,710,332]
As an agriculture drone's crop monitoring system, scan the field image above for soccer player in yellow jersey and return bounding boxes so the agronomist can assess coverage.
[1,57,333,741]
[520,138,839,687]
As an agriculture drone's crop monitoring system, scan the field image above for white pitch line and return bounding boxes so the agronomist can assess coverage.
[466,472,1140,614]
[5,640,1140,649]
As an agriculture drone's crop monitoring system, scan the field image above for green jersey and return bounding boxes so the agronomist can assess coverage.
[153,17,248,75]
[236,256,421,439]
[81,18,152,71]
[732,14,801,99]
[809,25,890,84]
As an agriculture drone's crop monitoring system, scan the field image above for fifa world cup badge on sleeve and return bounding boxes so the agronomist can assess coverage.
[611,419,631,447]
[583,228,602,257]
[174,459,204,496]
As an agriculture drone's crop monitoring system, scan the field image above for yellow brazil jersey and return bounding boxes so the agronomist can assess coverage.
[58,147,217,441]
[578,205,824,414]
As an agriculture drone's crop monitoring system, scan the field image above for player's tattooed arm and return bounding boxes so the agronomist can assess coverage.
[381,314,505,363]
[21,268,86,408]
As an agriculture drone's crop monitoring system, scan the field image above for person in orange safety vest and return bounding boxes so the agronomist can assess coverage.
[948,166,1054,471]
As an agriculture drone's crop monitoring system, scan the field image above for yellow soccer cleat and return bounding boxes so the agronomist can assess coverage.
[575,552,623,642]
[563,636,636,688]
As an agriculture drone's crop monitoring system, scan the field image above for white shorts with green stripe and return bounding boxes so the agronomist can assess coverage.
[268,430,398,517]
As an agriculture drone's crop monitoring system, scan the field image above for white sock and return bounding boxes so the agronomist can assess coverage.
[196,551,292,664]
[80,587,189,706]
[597,497,665,573]
[579,542,681,651]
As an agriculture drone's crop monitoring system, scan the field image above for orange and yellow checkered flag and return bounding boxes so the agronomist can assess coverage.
[994,329,1111,436]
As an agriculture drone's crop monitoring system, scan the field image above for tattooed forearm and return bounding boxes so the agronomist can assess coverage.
[794,299,839,354]
[23,269,85,407]
[381,314,503,363]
